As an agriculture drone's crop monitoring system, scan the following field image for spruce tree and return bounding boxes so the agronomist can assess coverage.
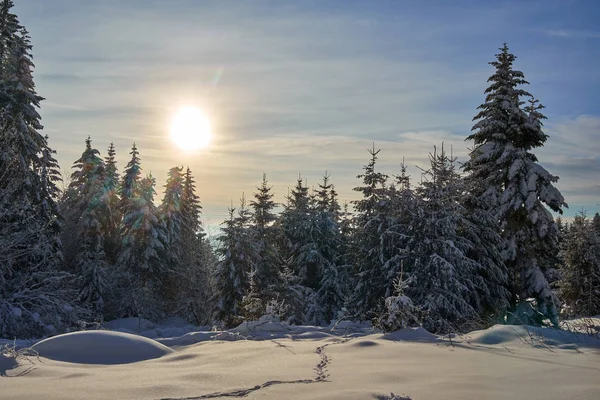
[592,213,600,234]
[558,212,600,317]
[119,143,141,217]
[244,174,281,317]
[61,137,109,315]
[462,44,566,325]
[159,165,185,305]
[173,167,214,324]
[280,175,317,287]
[213,196,255,327]
[101,142,120,265]
[116,173,168,320]
[347,145,390,320]
[383,159,415,299]
[313,173,347,324]
[408,145,508,333]
[0,2,84,338]
[161,166,185,266]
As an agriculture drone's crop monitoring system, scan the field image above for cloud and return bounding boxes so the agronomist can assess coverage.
[538,115,600,214]
[16,0,600,223]
[540,29,600,39]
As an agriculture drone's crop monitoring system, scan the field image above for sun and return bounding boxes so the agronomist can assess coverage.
[170,106,211,150]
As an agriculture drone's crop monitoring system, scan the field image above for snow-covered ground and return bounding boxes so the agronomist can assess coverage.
[2,316,600,400]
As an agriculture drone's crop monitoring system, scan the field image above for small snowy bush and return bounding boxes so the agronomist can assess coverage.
[377,294,420,332]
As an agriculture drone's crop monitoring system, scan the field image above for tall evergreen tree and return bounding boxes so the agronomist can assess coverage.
[383,159,416,299]
[408,145,508,333]
[213,196,255,327]
[313,174,347,324]
[119,143,141,217]
[161,166,185,266]
[61,137,109,315]
[592,213,600,234]
[0,2,81,337]
[558,212,600,317]
[159,165,185,305]
[347,145,390,320]
[101,142,120,265]
[280,175,317,287]
[172,167,214,324]
[462,44,566,325]
[116,173,168,320]
[244,174,281,317]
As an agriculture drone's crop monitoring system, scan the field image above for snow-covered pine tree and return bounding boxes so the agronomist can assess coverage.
[181,167,202,265]
[213,205,242,326]
[159,165,185,305]
[118,143,142,217]
[100,142,120,265]
[173,167,215,324]
[347,144,391,320]
[61,137,109,316]
[244,174,281,318]
[462,44,567,325]
[280,175,318,288]
[377,265,420,332]
[592,213,600,234]
[407,145,484,333]
[460,170,510,324]
[313,173,347,324]
[0,3,82,338]
[116,173,168,320]
[213,195,256,327]
[558,212,600,317]
[382,159,415,299]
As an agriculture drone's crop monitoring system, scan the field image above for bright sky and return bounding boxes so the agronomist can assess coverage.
[16,0,600,226]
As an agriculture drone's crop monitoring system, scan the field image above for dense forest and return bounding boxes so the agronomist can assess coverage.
[1,0,599,339]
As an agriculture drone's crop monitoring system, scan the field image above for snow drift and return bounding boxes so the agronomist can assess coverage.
[31,330,173,364]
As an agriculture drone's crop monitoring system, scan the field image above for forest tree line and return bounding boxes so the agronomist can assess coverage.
[1,0,599,338]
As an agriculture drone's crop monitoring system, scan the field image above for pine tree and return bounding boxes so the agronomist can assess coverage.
[347,144,390,320]
[558,212,600,317]
[61,137,109,315]
[213,196,255,327]
[100,142,120,265]
[408,145,508,333]
[383,159,415,298]
[173,167,214,324]
[280,175,317,288]
[462,44,566,325]
[0,2,84,338]
[313,175,347,324]
[244,174,281,317]
[159,165,185,305]
[119,143,141,216]
[592,213,600,234]
[114,146,167,320]
[161,166,185,265]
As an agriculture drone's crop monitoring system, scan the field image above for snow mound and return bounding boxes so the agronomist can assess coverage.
[468,324,600,349]
[32,330,174,364]
[381,327,439,343]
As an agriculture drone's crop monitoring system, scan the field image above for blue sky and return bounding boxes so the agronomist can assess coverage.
[15,0,600,227]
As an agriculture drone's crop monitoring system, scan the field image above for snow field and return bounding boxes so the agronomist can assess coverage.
[1,318,599,399]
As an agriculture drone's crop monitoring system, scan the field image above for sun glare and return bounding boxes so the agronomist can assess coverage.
[170,106,211,150]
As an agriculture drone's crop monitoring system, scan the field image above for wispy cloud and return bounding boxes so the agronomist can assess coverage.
[14,0,600,222]
[540,29,600,39]
[538,115,600,214]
